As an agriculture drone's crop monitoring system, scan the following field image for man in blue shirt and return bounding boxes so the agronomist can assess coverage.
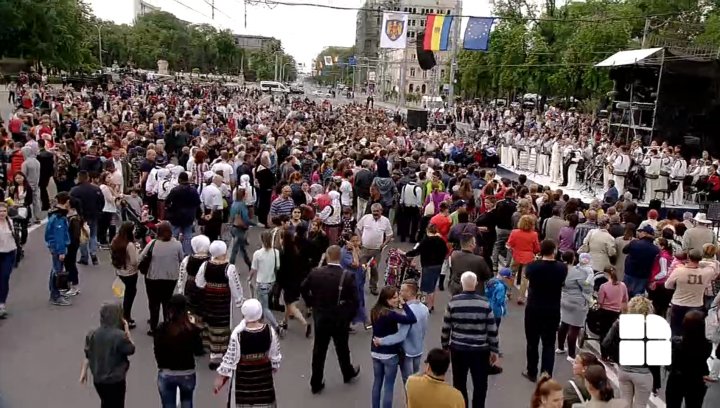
[373,279,429,384]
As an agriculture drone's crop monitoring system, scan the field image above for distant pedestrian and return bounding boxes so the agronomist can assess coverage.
[0,203,17,318]
[80,302,136,408]
[45,192,71,306]
[110,222,140,329]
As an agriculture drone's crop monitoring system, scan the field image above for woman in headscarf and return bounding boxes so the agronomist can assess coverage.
[175,235,211,322]
[196,240,244,370]
[213,299,281,407]
[318,190,342,245]
[79,302,135,407]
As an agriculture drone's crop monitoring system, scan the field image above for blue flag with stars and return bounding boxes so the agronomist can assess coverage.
[463,17,494,51]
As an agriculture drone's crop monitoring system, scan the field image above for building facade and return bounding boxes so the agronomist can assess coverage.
[383,0,456,97]
[233,35,281,51]
[133,0,160,19]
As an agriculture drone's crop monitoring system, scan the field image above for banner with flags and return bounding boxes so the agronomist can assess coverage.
[463,17,494,51]
[423,14,453,51]
[380,11,409,49]
[323,56,333,66]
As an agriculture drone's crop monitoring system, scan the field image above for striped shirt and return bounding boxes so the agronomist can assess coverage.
[441,292,499,353]
[269,196,295,218]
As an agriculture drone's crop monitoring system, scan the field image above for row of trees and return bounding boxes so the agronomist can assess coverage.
[456,0,720,102]
[0,0,296,81]
[312,46,357,86]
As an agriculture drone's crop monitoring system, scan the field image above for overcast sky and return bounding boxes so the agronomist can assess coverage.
[88,0,493,69]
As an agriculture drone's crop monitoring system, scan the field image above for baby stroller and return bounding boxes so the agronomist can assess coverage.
[120,200,157,247]
[384,248,421,289]
[579,271,610,348]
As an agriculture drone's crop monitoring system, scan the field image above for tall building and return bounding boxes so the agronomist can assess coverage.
[354,0,402,86]
[384,0,457,97]
[133,0,160,19]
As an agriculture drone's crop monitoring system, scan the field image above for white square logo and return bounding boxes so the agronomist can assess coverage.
[618,314,672,366]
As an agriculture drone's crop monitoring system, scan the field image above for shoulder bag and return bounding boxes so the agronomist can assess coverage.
[138,239,157,275]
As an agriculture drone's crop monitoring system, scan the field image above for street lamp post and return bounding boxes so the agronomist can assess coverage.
[280,62,291,82]
[97,25,103,67]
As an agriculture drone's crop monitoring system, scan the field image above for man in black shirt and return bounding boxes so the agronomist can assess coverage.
[491,188,517,271]
[522,239,568,382]
[300,245,361,394]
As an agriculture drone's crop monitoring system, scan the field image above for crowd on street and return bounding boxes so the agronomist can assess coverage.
[1,76,720,408]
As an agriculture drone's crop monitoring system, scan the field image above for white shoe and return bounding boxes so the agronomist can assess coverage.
[64,287,80,297]
[567,356,576,363]
[555,348,566,354]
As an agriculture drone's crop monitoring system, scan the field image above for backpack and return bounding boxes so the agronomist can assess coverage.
[485,278,508,318]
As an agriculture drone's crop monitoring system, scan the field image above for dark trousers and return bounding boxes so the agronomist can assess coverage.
[98,212,116,245]
[669,304,703,336]
[397,206,420,242]
[146,279,175,330]
[525,309,559,377]
[450,348,490,408]
[39,179,51,211]
[256,190,272,226]
[665,373,706,408]
[119,274,138,322]
[145,194,158,218]
[310,313,354,390]
[557,322,581,358]
[94,381,126,408]
[416,215,431,242]
[64,243,79,286]
[648,286,673,320]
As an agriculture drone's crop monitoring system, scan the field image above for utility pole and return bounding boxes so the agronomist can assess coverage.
[641,18,650,48]
[97,25,103,67]
[398,47,407,108]
[447,0,462,107]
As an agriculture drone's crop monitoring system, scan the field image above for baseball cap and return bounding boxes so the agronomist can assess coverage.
[637,224,655,235]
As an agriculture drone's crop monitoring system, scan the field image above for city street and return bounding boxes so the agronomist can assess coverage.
[0,221,570,408]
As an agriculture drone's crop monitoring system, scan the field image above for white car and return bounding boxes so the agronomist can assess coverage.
[324,91,333,97]
[312,90,323,96]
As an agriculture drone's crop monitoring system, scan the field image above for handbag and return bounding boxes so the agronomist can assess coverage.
[55,264,69,291]
[233,211,248,230]
[138,239,157,275]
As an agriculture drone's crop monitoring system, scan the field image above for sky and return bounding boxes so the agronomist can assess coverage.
[88,0,492,70]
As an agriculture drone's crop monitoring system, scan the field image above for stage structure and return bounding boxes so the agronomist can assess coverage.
[596,47,720,156]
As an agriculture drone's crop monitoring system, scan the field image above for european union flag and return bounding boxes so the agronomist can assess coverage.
[463,17,494,51]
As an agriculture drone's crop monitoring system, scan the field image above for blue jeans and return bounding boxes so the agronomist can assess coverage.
[624,275,648,298]
[256,282,279,330]
[49,253,64,300]
[171,224,193,256]
[157,371,196,408]
[79,219,98,262]
[0,250,16,303]
[400,355,423,384]
[229,227,251,267]
[372,355,400,408]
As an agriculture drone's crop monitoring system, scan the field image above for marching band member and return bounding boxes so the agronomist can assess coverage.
[612,145,631,196]
[559,140,574,187]
[500,128,511,167]
[549,137,562,183]
[511,131,522,169]
[670,150,687,205]
[566,149,582,189]
[603,145,616,190]
[642,148,661,202]
[539,136,552,176]
[659,148,673,193]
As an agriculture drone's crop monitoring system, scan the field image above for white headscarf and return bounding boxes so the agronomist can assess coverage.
[191,235,211,255]
[209,240,227,259]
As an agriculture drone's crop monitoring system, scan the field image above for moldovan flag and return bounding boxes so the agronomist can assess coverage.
[380,12,409,49]
[423,14,453,51]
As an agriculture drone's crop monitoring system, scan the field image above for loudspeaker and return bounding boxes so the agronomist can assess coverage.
[416,31,436,71]
[407,108,428,130]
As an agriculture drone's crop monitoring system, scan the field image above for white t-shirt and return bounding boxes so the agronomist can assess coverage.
[339,179,353,207]
[211,161,234,184]
[200,184,223,211]
[252,248,280,284]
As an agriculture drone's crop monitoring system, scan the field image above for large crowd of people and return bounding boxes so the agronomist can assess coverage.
[1,76,720,408]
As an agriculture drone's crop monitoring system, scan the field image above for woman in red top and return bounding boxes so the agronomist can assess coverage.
[507,214,541,304]
[429,201,452,243]
[647,237,674,319]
